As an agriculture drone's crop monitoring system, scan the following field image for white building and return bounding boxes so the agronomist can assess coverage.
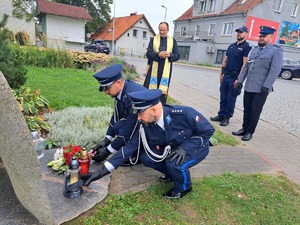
[174,0,300,65]
[0,0,36,44]
[36,0,92,50]
[92,13,156,57]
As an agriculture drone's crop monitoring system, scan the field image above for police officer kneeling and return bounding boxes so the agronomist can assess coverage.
[82,89,215,199]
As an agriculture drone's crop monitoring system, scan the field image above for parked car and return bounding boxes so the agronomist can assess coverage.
[84,39,110,54]
[279,58,300,80]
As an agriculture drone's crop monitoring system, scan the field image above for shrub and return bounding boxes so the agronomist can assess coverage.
[69,50,110,69]
[15,31,30,45]
[0,14,27,88]
[13,86,51,135]
[44,106,112,147]
[13,45,74,68]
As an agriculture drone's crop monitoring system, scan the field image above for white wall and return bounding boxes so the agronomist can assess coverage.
[115,18,155,57]
[0,0,36,44]
[46,14,85,49]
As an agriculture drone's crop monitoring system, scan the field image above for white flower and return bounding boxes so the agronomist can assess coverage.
[54,148,63,160]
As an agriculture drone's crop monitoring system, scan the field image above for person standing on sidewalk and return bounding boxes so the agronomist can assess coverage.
[232,26,283,141]
[82,89,215,199]
[210,26,252,126]
[143,22,180,105]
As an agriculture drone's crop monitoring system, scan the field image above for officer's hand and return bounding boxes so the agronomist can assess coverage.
[81,165,110,186]
[261,86,269,94]
[220,75,223,84]
[167,146,187,166]
[234,80,242,89]
[92,147,111,162]
[92,137,111,152]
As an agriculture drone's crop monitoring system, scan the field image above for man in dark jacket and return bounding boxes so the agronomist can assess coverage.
[90,64,145,165]
[144,22,180,104]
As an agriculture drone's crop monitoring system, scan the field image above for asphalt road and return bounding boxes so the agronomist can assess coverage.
[122,56,300,138]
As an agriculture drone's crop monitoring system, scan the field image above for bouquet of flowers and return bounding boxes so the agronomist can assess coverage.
[47,145,81,174]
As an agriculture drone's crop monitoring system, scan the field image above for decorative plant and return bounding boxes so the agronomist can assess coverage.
[13,86,51,135]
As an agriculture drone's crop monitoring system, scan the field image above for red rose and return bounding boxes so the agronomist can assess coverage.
[63,151,72,165]
[72,146,81,154]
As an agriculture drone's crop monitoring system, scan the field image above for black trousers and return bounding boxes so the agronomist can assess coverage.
[242,91,269,134]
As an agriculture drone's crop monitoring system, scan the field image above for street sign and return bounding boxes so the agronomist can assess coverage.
[246,16,280,44]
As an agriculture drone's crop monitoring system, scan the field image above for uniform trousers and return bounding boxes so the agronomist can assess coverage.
[140,148,209,193]
[218,74,240,118]
[242,91,269,134]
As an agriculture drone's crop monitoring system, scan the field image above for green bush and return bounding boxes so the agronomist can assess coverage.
[13,45,74,68]
[13,86,51,135]
[0,14,27,88]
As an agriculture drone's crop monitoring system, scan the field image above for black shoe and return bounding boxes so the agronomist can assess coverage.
[242,133,253,141]
[232,129,246,136]
[159,175,173,183]
[163,186,192,199]
[210,115,223,122]
[220,118,230,126]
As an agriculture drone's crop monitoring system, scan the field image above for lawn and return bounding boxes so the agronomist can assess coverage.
[65,173,300,225]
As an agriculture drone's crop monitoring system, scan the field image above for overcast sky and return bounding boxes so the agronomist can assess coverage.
[110,0,194,34]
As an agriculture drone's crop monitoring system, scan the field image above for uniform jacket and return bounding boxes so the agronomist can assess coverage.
[107,80,145,150]
[238,44,283,93]
[108,105,215,168]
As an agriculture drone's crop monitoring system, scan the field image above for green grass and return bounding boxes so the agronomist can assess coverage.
[25,66,113,110]
[65,173,300,225]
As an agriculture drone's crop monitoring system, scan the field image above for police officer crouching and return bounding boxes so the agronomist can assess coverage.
[89,64,145,165]
[82,89,215,199]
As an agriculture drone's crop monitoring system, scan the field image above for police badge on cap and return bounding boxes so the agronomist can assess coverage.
[259,26,276,36]
[93,64,122,91]
[128,89,162,113]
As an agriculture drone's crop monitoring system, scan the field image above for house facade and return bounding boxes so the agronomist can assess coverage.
[0,0,36,44]
[92,13,156,57]
[174,0,300,65]
[36,0,92,50]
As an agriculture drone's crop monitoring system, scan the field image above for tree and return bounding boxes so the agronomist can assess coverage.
[0,14,27,88]
[53,0,113,35]
[12,0,36,22]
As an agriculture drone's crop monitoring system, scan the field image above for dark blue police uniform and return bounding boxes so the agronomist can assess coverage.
[107,89,215,196]
[219,36,252,120]
[93,64,145,152]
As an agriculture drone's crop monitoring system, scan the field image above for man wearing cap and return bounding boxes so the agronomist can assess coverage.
[210,26,252,126]
[143,22,180,105]
[82,89,215,199]
[90,64,146,164]
[232,26,283,141]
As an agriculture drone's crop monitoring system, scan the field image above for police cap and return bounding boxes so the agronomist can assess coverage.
[128,89,162,113]
[235,25,248,33]
[93,64,122,91]
[259,26,276,36]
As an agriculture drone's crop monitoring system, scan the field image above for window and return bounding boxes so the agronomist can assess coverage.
[180,26,187,36]
[274,0,283,12]
[208,24,216,36]
[199,1,206,13]
[222,22,234,35]
[133,29,137,37]
[215,50,226,64]
[291,2,299,16]
[208,0,215,11]
[195,25,201,37]
[241,0,247,4]
[143,31,147,39]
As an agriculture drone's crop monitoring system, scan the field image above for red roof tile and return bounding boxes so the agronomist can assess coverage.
[92,14,156,41]
[174,0,262,21]
[37,0,92,21]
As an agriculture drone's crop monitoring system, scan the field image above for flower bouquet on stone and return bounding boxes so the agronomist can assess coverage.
[47,145,81,174]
